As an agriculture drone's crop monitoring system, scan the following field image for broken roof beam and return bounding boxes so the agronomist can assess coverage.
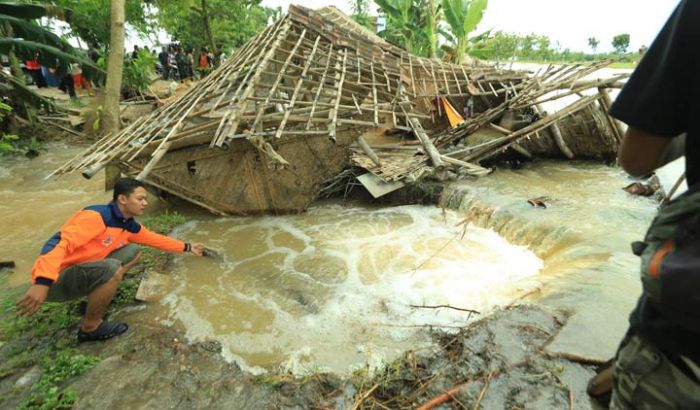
[249,28,308,135]
[274,35,322,139]
[306,44,334,130]
[327,49,348,142]
[464,93,602,163]
[212,18,292,148]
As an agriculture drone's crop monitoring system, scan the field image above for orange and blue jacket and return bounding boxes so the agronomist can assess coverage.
[32,202,187,286]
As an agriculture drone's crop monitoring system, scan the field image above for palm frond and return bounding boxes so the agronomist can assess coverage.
[0,38,105,84]
[0,2,71,22]
[0,70,63,113]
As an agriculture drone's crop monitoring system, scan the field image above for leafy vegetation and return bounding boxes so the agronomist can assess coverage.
[41,0,153,49]
[17,351,98,410]
[122,48,157,96]
[0,2,104,83]
[350,0,373,30]
[612,33,630,54]
[0,101,41,156]
[153,0,274,56]
[441,0,488,63]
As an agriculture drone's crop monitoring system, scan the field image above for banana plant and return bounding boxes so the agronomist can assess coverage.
[441,0,488,63]
[375,0,429,56]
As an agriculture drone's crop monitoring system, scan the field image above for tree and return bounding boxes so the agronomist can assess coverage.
[587,36,599,53]
[350,0,373,30]
[102,0,124,135]
[154,0,273,55]
[612,33,630,54]
[441,0,488,63]
[36,0,151,49]
[424,0,440,59]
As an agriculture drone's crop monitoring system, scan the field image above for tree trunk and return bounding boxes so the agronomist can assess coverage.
[201,0,217,56]
[102,0,125,135]
[428,0,437,59]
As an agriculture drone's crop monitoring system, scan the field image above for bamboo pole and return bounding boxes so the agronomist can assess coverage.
[136,142,171,181]
[306,44,334,130]
[249,28,307,134]
[274,35,322,139]
[327,49,347,141]
[357,136,381,166]
[213,19,292,147]
[532,104,574,159]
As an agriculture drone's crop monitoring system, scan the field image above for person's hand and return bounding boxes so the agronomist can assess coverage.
[16,284,49,316]
[190,242,205,257]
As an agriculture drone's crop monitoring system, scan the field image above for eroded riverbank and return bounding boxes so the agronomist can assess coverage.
[0,144,658,409]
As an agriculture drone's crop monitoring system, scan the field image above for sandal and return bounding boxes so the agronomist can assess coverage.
[77,321,129,342]
[587,358,614,407]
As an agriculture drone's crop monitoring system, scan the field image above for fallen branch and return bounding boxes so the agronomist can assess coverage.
[417,360,529,410]
[351,383,380,410]
[472,370,496,410]
[409,304,480,315]
[542,351,608,366]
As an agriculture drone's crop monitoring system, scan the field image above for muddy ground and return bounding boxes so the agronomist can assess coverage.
[1,230,607,410]
[1,275,602,409]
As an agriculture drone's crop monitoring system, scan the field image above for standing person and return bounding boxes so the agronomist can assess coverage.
[88,44,100,63]
[168,46,178,80]
[16,178,206,342]
[186,47,195,79]
[71,64,93,97]
[176,47,189,81]
[197,47,211,77]
[131,45,140,60]
[158,46,169,80]
[56,62,76,99]
[607,1,700,408]
[25,50,46,88]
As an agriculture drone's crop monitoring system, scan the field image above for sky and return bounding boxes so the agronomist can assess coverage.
[259,0,680,53]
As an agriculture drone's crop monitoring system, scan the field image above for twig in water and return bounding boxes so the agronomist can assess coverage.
[472,370,496,410]
[408,231,460,276]
[409,304,480,315]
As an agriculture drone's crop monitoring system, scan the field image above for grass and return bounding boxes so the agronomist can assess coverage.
[17,351,99,410]
[608,61,637,69]
[140,211,187,235]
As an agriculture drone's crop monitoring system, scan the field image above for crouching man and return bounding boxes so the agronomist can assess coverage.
[16,178,205,342]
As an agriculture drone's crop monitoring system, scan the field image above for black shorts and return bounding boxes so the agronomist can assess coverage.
[46,244,140,301]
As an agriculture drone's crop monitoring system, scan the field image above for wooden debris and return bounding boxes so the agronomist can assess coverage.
[49,5,628,216]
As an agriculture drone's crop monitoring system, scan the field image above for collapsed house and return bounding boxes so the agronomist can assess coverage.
[51,5,628,215]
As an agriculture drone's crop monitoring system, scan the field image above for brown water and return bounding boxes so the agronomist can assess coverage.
[0,144,660,375]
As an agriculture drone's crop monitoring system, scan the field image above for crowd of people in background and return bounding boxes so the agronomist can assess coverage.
[19,42,225,100]
[155,44,220,82]
[21,49,92,99]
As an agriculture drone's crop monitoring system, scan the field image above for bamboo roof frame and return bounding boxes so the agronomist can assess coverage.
[50,5,629,211]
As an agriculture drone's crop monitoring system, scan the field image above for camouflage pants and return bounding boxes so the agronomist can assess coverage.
[611,333,700,409]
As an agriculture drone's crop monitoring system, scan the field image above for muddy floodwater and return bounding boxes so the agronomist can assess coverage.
[0,142,660,378]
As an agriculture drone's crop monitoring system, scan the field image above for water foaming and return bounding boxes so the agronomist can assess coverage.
[157,204,543,375]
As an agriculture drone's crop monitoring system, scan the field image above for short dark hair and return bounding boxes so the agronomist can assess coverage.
[113,178,146,202]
